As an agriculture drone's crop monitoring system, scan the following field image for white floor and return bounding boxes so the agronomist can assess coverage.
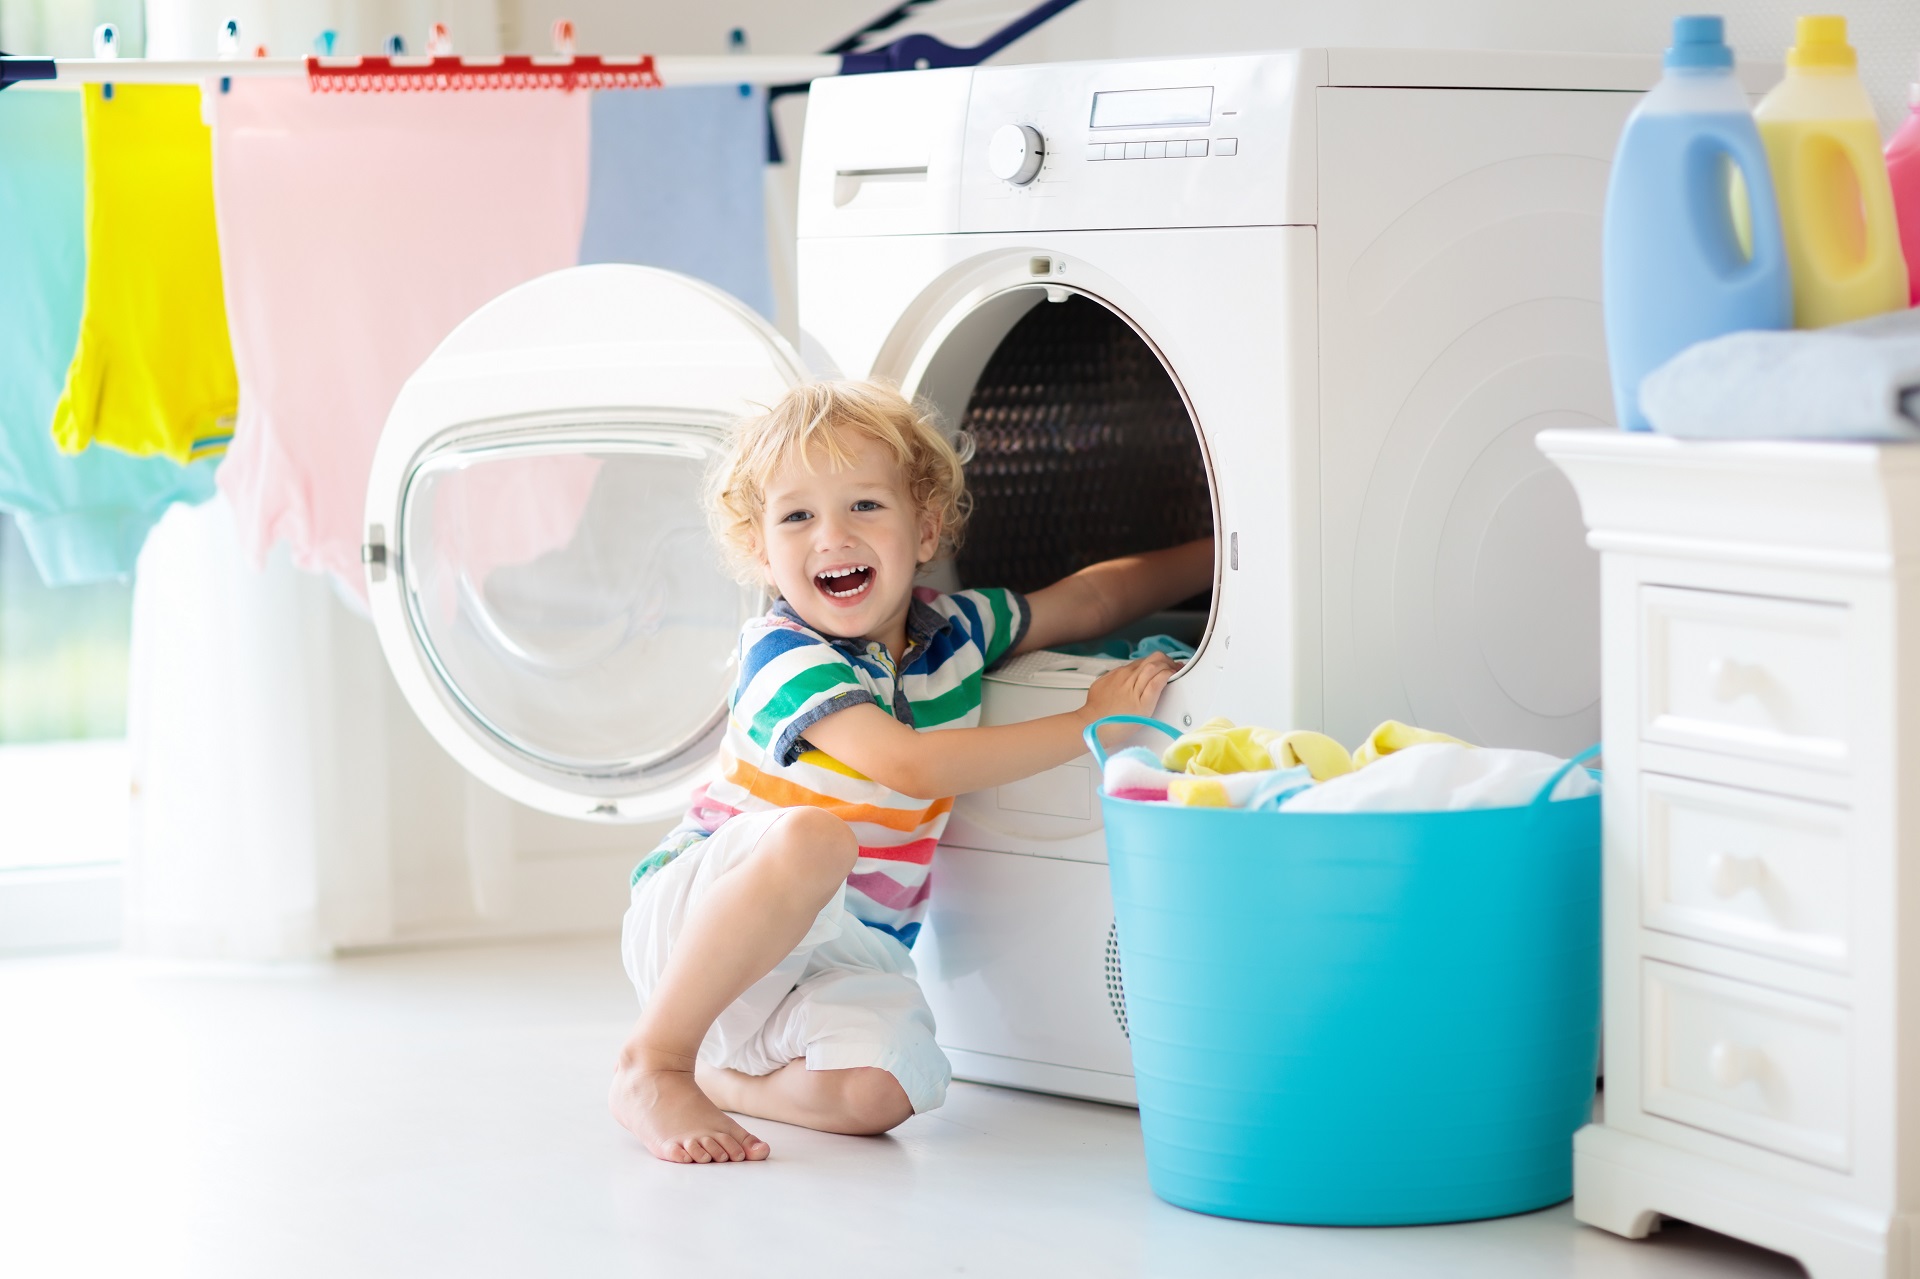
[2,938,1805,1279]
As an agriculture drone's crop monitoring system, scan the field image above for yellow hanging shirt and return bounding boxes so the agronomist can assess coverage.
[51,85,237,463]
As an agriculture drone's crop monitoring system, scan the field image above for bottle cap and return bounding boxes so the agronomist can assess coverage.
[1787,14,1856,70]
[1666,15,1734,70]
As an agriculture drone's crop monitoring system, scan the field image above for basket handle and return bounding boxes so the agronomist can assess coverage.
[1532,743,1602,806]
[1081,714,1183,769]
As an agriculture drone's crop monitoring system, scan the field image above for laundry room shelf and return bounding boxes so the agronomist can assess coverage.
[1542,429,1920,1279]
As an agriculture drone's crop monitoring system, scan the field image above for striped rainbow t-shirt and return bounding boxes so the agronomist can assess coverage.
[632,585,1031,949]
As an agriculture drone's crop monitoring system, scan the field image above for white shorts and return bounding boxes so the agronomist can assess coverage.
[620,809,950,1114]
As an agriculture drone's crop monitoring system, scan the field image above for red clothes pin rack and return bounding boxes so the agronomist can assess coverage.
[304,54,664,95]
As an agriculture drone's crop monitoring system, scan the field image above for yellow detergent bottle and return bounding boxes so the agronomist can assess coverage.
[1755,15,1908,327]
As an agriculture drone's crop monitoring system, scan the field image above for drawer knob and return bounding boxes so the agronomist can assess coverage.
[1707,656,1767,703]
[1709,1040,1764,1090]
[1708,852,1767,898]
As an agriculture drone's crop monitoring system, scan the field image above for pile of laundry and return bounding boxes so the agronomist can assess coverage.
[1102,718,1599,813]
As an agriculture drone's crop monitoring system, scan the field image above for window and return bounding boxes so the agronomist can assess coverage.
[0,512,131,951]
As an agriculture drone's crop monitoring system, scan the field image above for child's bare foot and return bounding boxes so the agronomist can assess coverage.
[610,1048,770,1164]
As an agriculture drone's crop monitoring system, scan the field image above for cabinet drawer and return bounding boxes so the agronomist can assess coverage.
[1641,772,1850,971]
[1641,960,1850,1170]
[1640,586,1851,771]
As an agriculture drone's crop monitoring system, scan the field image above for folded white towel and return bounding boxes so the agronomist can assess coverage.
[1640,307,1920,441]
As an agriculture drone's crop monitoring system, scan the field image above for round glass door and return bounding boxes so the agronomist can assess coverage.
[397,425,759,794]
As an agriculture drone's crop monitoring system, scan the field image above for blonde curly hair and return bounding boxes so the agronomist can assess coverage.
[706,379,973,584]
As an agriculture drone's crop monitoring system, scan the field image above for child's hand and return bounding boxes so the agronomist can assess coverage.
[1080,653,1177,728]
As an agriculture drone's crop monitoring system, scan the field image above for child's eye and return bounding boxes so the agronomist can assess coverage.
[780,510,811,524]
[852,500,882,512]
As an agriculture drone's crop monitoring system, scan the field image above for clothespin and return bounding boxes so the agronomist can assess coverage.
[385,35,406,57]
[217,18,238,94]
[94,23,115,100]
[314,30,338,57]
[731,27,751,96]
[426,23,453,57]
[551,19,576,57]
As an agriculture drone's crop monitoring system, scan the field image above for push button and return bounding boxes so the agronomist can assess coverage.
[1215,137,1238,156]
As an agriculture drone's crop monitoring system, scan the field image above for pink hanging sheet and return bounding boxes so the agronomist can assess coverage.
[210,80,591,599]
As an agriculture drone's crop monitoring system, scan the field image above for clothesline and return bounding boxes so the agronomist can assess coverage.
[1,55,843,92]
[0,0,1084,93]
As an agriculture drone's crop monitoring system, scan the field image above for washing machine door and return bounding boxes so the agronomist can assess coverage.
[362,265,800,822]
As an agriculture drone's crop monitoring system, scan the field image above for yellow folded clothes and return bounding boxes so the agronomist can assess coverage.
[1272,730,1354,782]
[1351,720,1472,768]
[1161,717,1281,776]
[1163,717,1473,781]
[1166,775,1237,807]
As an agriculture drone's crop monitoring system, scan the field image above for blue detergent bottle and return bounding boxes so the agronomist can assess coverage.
[1603,15,1792,432]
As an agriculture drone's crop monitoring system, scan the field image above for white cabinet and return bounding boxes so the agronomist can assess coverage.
[1542,431,1920,1279]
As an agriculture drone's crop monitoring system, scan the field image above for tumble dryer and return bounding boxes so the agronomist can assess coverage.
[362,49,1656,1109]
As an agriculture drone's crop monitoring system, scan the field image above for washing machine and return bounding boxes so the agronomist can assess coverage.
[362,48,1652,1109]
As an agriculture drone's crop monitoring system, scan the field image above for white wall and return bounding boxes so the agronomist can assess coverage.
[141,0,503,57]
[1014,0,1919,128]
[504,0,1918,128]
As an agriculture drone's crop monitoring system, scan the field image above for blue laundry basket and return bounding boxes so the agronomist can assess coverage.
[1085,716,1601,1226]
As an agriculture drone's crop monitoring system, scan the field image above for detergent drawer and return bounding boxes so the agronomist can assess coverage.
[946,764,1106,862]
[947,652,1121,861]
[916,844,1137,1096]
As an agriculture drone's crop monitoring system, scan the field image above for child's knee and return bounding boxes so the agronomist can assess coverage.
[830,1067,914,1135]
[760,807,857,879]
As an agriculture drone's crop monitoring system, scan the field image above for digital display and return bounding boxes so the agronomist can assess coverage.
[1089,85,1214,130]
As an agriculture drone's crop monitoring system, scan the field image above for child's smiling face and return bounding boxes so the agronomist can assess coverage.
[756,431,941,651]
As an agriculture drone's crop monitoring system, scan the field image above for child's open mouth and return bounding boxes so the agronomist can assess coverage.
[815,565,874,601]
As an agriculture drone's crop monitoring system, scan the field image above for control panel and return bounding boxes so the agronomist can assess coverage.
[958,52,1322,233]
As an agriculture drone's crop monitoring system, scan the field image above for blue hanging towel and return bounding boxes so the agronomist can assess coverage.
[0,91,218,585]
[577,85,775,320]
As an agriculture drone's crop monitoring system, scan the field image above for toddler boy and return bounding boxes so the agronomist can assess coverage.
[610,379,1212,1163]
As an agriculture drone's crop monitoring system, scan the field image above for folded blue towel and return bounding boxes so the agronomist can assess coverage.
[1641,307,1920,441]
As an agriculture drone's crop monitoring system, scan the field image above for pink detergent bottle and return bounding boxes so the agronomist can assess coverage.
[1888,56,1920,306]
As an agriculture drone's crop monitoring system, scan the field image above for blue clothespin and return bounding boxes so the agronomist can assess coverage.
[730,27,750,96]
[217,18,239,93]
[385,35,406,57]
[314,30,338,57]
[94,23,116,100]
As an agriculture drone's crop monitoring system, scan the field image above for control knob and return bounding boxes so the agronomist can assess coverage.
[988,123,1046,185]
